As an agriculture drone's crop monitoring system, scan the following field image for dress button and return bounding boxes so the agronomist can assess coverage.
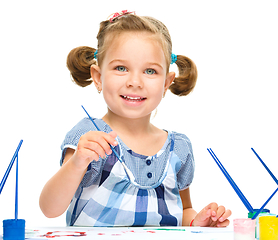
[147,172,152,178]
[146,160,151,166]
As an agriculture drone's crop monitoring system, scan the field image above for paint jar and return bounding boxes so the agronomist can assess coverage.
[259,216,278,240]
[248,209,276,239]
[234,218,255,240]
[3,219,25,240]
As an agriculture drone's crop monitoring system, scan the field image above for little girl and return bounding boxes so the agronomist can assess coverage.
[40,10,231,227]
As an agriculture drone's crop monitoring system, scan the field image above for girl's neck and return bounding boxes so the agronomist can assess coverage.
[102,110,167,156]
[102,110,154,136]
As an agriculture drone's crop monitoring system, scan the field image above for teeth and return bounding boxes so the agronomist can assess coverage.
[122,96,144,100]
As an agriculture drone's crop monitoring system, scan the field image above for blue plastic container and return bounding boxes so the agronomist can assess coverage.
[3,219,25,240]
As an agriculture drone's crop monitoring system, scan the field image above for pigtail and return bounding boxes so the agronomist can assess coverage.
[169,55,197,96]
[66,46,97,87]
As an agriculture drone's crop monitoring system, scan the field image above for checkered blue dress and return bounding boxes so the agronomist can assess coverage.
[60,118,195,227]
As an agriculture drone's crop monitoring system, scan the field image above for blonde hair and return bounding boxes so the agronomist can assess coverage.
[67,13,197,96]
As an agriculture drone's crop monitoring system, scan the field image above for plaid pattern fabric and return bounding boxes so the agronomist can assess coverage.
[61,118,195,226]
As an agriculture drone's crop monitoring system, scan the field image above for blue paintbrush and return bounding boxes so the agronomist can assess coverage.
[15,153,19,220]
[81,105,136,183]
[251,187,278,220]
[251,148,278,185]
[1,140,25,240]
[0,140,23,195]
[207,148,254,212]
[250,148,278,219]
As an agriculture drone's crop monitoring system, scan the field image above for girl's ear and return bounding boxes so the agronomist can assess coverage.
[91,65,102,92]
[164,71,175,93]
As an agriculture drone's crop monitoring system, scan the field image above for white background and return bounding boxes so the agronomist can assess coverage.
[0,0,277,228]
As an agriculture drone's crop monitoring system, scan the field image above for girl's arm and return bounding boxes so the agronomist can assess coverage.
[39,149,86,218]
[180,188,197,226]
[39,131,118,218]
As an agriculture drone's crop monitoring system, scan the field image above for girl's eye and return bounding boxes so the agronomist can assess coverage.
[145,68,156,75]
[116,66,127,72]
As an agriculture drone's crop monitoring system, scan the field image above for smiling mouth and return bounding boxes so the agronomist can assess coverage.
[121,95,146,101]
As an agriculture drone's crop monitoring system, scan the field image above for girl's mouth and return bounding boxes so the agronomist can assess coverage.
[120,95,146,102]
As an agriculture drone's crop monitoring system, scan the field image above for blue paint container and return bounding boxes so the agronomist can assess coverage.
[3,219,25,240]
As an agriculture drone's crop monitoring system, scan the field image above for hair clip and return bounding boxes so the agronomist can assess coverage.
[108,10,135,23]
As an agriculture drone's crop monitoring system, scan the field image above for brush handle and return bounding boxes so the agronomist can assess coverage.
[0,140,23,195]
[251,148,278,185]
[251,187,278,219]
[81,105,101,131]
[15,154,19,220]
[81,105,136,183]
[208,148,254,213]
[81,105,122,163]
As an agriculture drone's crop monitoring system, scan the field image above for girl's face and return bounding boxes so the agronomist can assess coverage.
[92,31,175,120]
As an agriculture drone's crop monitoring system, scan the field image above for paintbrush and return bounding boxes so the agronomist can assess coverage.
[251,148,278,185]
[251,187,278,219]
[0,140,23,194]
[207,148,254,212]
[2,140,25,240]
[81,105,135,183]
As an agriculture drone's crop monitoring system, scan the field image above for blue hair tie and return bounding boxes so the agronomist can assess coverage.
[94,50,98,60]
[171,53,177,64]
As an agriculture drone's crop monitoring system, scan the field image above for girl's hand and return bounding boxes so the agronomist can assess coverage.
[192,202,232,227]
[70,131,118,171]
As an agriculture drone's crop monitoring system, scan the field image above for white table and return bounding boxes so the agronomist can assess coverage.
[8,226,235,240]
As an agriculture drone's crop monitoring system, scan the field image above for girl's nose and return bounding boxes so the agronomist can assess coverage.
[126,72,144,88]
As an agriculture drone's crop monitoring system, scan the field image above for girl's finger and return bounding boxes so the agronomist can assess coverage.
[217,219,230,227]
[83,141,108,159]
[204,202,218,220]
[81,148,100,162]
[218,209,232,223]
[86,131,116,155]
[213,205,226,221]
